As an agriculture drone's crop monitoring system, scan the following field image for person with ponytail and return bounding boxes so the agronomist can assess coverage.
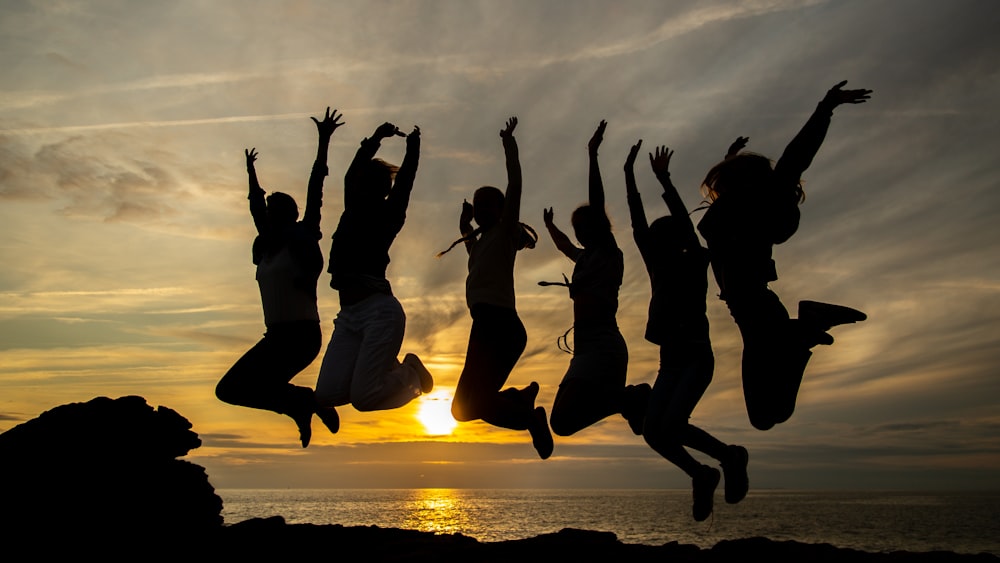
[313,121,433,436]
[698,81,872,431]
[443,117,553,460]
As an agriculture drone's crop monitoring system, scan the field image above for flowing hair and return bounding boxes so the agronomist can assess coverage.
[436,223,538,258]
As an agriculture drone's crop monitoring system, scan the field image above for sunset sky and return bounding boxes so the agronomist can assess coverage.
[1,0,997,491]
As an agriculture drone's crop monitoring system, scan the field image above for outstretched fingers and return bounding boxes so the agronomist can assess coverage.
[500,116,518,138]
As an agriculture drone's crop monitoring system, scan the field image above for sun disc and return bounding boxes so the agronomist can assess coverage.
[417,390,458,435]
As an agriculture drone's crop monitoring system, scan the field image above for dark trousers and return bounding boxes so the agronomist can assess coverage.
[451,304,533,430]
[643,342,728,476]
[726,287,811,430]
[216,320,322,416]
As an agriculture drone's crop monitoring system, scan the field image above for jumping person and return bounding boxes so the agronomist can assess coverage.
[698,81,872,431]
[314,121,433,435]
[216,107,343,448]
[444,117,553,459]
[625,140,748,522]
[542,120,650,439]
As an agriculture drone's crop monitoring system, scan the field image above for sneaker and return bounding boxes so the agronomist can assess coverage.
[721,445,749,504]
[799,300,867,331]
[316,405,340,435]
[292,412,312,448]
[622,383,651,435]
[692,466,721,522]
[403,353,434,393]
[529,406,554,460]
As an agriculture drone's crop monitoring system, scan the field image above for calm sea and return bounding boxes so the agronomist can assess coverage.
[218,489,999,556]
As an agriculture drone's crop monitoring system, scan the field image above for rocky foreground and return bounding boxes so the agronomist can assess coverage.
[0,396,995,561]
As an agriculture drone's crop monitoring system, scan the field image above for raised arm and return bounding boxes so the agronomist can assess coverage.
[302,107,344,230]
[650,145,699,250]
[543,207,581,261]
[386,125,421,214]
[624,140,648,234]
[588,120,608,212]
[459,199,475,254]
[775,80,872,185]
[499,116,522,227]
[345,121,403,208]
[246,148,267,235]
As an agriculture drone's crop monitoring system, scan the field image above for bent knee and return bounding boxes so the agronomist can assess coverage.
[450,399,477,422]
[548,412,580,437]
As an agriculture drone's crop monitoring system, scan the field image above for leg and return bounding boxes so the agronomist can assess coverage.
[315,310,362,408]
[451,305,532,429]
[348,294,423,412]
[549,331,628,437]
[727,287,809,430]
[216,322,322,446]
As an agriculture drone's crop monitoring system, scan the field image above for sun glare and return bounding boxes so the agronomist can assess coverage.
[417,389,458,436]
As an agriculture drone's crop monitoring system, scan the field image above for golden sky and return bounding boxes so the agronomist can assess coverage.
[1,0,998,490]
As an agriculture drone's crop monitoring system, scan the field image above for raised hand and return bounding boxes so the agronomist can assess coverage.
[649,145,674,177]
[311,107,345,137]
[406,125,421,149]
[543,207,555,227]
[460,199,474,225]
[589,120,607,156]
[500,116,518,139]
[822,80,873,107]
[726,136,749,158]
[245,147,258,170]
[374,122,405,139]
[625,139,642,171]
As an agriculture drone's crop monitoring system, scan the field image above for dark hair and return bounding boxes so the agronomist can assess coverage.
[701,152,805,204]
[266,192,299,224]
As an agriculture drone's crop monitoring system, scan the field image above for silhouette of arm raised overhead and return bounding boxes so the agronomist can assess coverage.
[499,116,521,228]
[588,120,609,217]
[303,107,344,232]
[774,81,872,187]
[624,140,648,235]
[246,148,267,236]
[650,145,700,251]
[386,125,421,217]
[345,121,404,209]
[543,207,580,261]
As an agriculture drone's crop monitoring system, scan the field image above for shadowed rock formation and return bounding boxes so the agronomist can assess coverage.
[0,395,222,545]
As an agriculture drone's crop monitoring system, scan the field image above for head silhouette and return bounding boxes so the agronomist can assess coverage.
[473,186,504,231]
[702,152,773,202]
[649,216,685,254]
[571,204,611,248]
[266,192,299,228]
[362,158,399,201]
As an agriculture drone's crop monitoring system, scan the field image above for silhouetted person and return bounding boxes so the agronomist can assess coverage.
[625,140,748,522]
[698,81,872,431]
[542,120,649,439]
[443,117,553,459]
[313,122,433,435]
[216,107,343,448]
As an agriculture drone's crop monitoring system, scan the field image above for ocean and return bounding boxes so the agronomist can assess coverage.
[218,489,999,556]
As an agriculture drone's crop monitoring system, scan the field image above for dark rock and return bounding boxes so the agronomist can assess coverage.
[0,395,223,545]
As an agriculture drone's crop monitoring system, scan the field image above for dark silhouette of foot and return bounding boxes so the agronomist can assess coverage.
[530,406,554,460]
[404,353,434,393]
[799,301,867,331]
[292,410,312,448]
[316,405,340,435]
[692,466,721,522]
[721,445,749,504]
[621,383,651,435]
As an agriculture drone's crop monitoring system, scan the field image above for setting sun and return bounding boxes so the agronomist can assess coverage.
[416,389,458,436]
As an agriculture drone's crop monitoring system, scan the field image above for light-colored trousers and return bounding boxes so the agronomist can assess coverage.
[315,292,421,411]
